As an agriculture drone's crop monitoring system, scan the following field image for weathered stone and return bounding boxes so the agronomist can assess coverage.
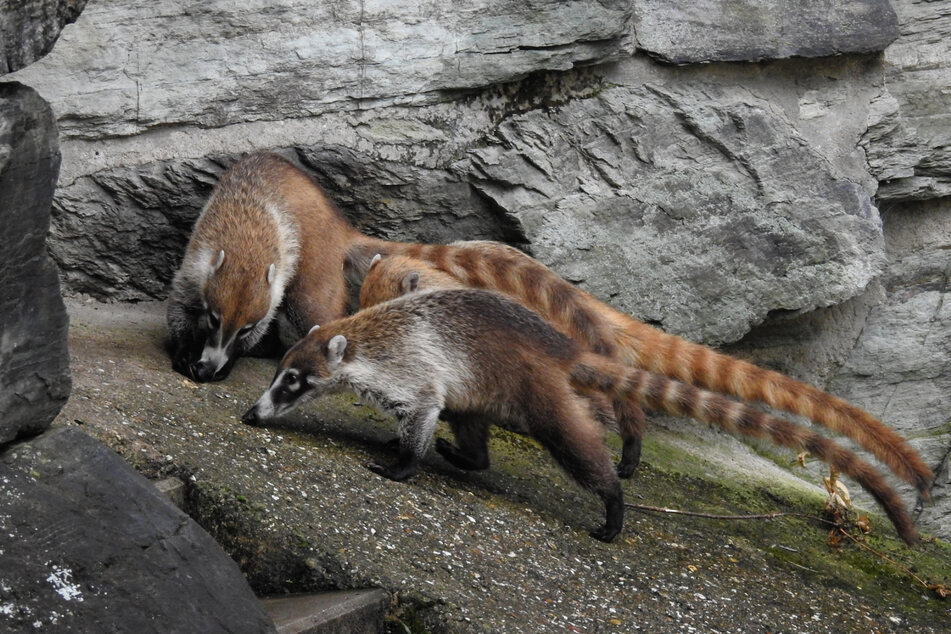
[0,426,276,633]
[9,0,632,139]
[467,81,885,344]
[0,82,70,445]
[863,0,951,201]
[633,0,899,64]
[0,0,87,74]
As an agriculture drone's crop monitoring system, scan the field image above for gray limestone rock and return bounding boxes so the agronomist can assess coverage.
[0,426,276,633]
[827,199,951,538]
[467,83,885,344]
[633,0,899,64]
[9,0,633,139]
[0,82,70,445]
[862,0,951,202]
[0,0,87,74]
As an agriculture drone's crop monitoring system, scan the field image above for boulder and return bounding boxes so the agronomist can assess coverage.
[0,426,276,633]
[466,81,885,344]
[0,82,70,445]
[0,0,87,73]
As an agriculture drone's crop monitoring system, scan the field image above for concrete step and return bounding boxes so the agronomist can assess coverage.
[260,589,389,634]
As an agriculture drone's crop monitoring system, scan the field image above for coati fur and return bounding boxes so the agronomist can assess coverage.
[174,152,932,501]
[166,153,356,381]
[241,289,919,545]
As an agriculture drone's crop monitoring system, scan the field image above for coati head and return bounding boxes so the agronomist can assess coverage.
[358,253,462,308]
[192,248,281,382]
[241,325,348,425]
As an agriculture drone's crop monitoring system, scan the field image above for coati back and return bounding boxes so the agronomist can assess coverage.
[167,153,358,381]
[347,239,934,498]
[242,289,919,544]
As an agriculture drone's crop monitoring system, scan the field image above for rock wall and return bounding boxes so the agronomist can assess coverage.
[8,0,951,537]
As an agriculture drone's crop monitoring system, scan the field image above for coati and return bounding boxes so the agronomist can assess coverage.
[347,240,933,498]
[166,153,357,381]
[358,252,630,466]
[241,289,919,545]
[172,152,932,500]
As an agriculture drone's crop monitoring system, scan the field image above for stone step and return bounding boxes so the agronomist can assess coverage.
[259,589,389,634]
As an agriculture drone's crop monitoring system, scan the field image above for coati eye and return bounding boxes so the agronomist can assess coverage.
[281,369,300,389]
[207,312,221,329]
[238,323,256,338]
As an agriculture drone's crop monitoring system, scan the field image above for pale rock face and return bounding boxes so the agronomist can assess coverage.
[862,0,951,201]
[11,0,633,139]
[633,0,900,63]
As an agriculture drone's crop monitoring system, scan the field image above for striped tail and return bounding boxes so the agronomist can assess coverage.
[570,354,919,545]
[616,324,933,498]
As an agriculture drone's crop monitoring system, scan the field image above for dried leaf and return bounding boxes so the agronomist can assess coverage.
[855,514,872,534]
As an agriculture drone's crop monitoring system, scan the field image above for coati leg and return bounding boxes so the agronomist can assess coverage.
[367,403,441,482]
[586,393,644,479]
[437,412,491,471]
[613,398,646,478]
[531,401,624,542]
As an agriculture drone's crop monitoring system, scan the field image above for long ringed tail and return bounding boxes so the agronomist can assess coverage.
[570,354,919,545]
[616,324,933,497]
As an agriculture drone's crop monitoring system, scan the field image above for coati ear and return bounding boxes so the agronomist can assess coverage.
[326,334,348,370]
[308,324,320,336]
[401,271,420,294]
[267,263,276,286]
[369,253,382,269]
[212,249,226,273]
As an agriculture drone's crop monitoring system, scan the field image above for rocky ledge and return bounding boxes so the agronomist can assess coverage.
[50,298,951,633]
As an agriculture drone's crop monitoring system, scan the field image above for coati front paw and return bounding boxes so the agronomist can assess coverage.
[616,459,638,479]
[171,350,199,381]
[589,523,621,543]
[365,460,419,482]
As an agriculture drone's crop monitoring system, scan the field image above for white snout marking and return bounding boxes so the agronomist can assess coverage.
[251,390,277,419]
[198,341,231,374]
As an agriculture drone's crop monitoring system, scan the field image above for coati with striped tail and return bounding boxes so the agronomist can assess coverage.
[172,152,932,502]
[348,241,934,498]
[358,253,627,467]
[241,288,919,544]
[167,153,358,381]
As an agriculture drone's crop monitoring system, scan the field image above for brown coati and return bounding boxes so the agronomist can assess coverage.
[242,288,626,542]
[166,153,360,381]
[241,289,919,545]
[347,241,933,497]
[174,152,932,498]
[358,253,630,467]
